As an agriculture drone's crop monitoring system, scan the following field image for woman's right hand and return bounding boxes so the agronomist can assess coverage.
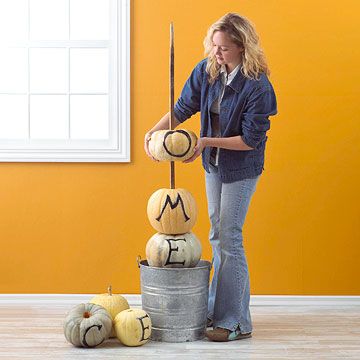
[144,131,159,161]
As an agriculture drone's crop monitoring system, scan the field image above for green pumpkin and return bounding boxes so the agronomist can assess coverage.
[63,303,112,348]
[146,232,202,268]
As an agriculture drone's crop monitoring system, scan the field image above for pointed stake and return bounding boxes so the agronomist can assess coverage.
[169,22,175,189]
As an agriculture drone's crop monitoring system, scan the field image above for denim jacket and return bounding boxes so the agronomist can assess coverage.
[174,59,277,183]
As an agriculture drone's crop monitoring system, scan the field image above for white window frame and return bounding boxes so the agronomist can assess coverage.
[0,0,130,162]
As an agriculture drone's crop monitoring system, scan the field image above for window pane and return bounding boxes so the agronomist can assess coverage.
[0,0,28,42]
[0,95,28,139]
[30,95,68,139]
[30,48,68,93]
[0,48,28,93]
[70,95,108,139]
[30,0,68,40]
[70,48,108,93]
[70,0,109,40]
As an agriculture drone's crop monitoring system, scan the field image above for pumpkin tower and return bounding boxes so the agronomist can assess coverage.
[145,23,202,269]
[140,24,210,344]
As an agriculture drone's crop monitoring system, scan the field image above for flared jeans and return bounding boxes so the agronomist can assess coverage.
[205,163,260,334]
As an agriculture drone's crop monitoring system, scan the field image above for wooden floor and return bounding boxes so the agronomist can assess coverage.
[1,303,360,359]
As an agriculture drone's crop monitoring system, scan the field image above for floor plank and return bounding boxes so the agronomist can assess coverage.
[0,303,359,359]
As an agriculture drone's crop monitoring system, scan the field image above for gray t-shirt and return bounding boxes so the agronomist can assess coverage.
[210,64,240,165]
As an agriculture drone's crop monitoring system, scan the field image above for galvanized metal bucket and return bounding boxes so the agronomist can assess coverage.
[138,258,211,342]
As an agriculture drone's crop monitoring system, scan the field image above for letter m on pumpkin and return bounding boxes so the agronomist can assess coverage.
[156,194,190,222]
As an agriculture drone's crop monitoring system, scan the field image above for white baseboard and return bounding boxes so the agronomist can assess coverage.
[0,294,360,306]
[251,295,360,306]
[0,294,142,306]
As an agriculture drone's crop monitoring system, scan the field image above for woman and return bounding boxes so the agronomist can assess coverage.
[144,13,277,342]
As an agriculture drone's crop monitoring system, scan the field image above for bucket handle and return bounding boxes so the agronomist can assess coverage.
[136,255,141,268]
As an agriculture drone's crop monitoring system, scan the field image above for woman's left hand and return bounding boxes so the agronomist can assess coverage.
[183,137,207,163]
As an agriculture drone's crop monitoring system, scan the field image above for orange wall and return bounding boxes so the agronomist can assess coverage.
[1,0,359,295]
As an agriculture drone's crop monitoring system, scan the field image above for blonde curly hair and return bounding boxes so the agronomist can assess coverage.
[203,13,270,83]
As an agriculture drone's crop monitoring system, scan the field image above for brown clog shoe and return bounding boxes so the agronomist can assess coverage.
[205,327,252,342]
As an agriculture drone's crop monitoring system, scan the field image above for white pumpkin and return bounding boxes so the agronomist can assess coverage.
[147,188,197,234]
[90,285,129,338]
[63,303,112,348]
[146,232,202,268]
[114,308,152,346]
[148,129,197,161]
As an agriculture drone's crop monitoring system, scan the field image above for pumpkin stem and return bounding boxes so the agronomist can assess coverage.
[108,285,112,296]
[83,311,91,318]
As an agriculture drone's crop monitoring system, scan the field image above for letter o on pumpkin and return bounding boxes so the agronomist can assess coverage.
[148,129,197,161]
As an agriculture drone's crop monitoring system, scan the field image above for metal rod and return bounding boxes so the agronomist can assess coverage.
[169,22,175,189]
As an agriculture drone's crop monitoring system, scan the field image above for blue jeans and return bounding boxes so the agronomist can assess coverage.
[205,164,260,334]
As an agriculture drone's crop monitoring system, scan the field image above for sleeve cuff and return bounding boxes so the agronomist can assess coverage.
[241,133,265,149]
[173,105,187,123]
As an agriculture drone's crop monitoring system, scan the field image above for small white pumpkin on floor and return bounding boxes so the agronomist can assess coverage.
[114,308,152,346]
[90,285,129,337]
[63,303,112,348]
